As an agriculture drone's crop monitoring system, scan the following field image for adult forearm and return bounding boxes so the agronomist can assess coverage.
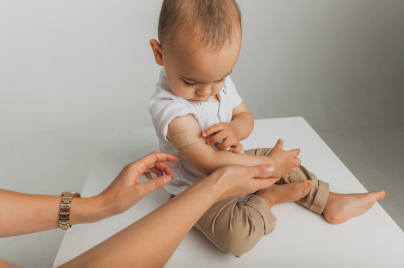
[0,189,106,238]
[229,112,254,140]
[59,179,219,268]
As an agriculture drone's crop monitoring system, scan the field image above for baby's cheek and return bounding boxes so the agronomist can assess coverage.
[214,84,225,94]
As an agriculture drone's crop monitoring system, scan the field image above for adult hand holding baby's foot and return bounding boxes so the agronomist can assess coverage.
[267,139,301,178]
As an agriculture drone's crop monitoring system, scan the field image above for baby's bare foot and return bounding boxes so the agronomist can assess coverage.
[323,190,386,224]
[256,180,313,208]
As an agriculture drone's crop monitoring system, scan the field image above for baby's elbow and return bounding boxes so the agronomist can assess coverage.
[194,161,215,176]
[192,152,216,175]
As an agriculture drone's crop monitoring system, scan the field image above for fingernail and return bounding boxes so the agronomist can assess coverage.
[266,165,274,173]
[202,132,206,137]
[163,176,171,184]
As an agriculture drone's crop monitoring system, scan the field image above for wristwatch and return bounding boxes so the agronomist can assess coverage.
[59,192,81,230]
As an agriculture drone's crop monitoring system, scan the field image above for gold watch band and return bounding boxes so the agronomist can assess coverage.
[59,192,81,230]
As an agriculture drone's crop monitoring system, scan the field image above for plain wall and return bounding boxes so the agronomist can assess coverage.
[1,0,403,158]
[0,1,403,267]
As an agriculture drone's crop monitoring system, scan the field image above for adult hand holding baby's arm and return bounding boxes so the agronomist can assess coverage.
[168,115,292,176]
[266,139,301,178]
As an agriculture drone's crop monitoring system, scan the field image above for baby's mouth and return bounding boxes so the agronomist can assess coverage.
[190,98,208,102]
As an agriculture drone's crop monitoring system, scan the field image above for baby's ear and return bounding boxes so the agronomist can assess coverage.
[149,39,164,66]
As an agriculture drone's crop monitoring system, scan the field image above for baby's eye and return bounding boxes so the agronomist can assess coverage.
[216,77,226,83]
[184,80,196,87]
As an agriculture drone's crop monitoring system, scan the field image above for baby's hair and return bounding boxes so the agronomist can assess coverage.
[158,0,242,52]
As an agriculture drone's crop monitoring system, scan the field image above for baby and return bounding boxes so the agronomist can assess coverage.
[148,0,385,257]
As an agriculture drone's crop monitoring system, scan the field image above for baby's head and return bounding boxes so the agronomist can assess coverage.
[150,0,242,103]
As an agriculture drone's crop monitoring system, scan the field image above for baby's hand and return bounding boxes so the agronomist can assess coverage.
[267,139,301,178]
[202,123,243,153]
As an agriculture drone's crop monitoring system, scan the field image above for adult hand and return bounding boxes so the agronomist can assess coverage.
[200,164,280,200]
[91,152,179,220]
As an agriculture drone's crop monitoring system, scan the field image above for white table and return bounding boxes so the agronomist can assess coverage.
[53,117,404,267]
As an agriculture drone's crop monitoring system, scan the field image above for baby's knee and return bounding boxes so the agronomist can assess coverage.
[197,198,276,257]
[211,219,266,257]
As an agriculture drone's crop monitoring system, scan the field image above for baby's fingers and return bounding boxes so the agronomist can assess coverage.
[207,130,227,145]
[229,142,243,154]
[203,124,224,138]
[290,148,301,157]
[273,139,284,150]
[294,157,301,167]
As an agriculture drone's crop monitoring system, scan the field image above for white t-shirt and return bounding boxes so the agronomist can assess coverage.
[149,67,243,195]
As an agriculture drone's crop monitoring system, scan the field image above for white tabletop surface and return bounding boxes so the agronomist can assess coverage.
[53,117,404,267]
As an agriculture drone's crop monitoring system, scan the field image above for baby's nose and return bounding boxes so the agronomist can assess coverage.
[197,85,212,96]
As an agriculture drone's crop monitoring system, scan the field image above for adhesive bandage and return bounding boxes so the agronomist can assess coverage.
[168,128,205,149]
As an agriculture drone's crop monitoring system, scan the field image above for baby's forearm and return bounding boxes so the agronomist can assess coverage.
[189,148,274,176]
[230,112,254,141]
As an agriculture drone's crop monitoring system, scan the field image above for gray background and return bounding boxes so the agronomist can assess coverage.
[0,0,403,267]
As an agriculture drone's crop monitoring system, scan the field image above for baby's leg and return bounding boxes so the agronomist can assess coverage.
[169,194,276,257]
[245,148,386,224]
[245,148,327,213]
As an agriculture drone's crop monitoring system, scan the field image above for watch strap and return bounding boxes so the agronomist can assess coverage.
[59,192,81,230]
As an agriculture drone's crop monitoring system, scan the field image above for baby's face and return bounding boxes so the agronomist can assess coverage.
[152,35,241,103]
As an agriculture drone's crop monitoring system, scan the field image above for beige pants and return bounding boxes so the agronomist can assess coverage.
[169,148,330,258]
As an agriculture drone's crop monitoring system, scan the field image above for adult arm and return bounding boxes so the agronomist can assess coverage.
[58,164,279,268]
[0,152,179,238]
[167,115,301,177]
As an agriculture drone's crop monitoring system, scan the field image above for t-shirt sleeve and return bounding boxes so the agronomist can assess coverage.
[225,76,243,108]
[149,98,195,142]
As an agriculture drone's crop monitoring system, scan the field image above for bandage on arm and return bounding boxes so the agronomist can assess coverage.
[167,115,273,176]
[168,128,205,149]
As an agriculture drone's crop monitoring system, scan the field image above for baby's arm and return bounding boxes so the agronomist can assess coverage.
[229,101,254,141]
[168,115,300,177]
[203,102,254,153]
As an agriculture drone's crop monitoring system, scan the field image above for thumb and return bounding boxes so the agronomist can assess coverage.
[140,175,172,196]
[250,165,275,178]
[274,139,284,150]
